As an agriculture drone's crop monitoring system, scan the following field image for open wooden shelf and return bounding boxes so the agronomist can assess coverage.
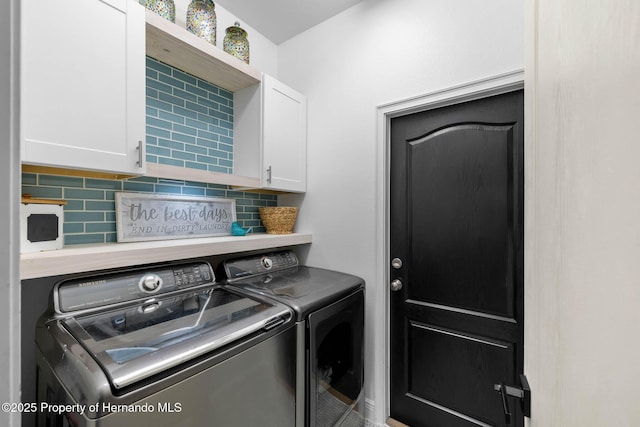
[146,163,260,188]
[145,10,261,92]
[20,233,312,280]
[144,11,267,190]
[22,164,139,181]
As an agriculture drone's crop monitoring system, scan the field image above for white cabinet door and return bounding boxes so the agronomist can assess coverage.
[233,74,307,193]
[261,74,307,192]
[21,0,145,175]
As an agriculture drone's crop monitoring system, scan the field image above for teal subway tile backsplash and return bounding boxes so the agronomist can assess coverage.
[22,173,276,246]
[38,175,84,188]
[19,58,269,246]
[146,56,234,174]
[158,157,185,167]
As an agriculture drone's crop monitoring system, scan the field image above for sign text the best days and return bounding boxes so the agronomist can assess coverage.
[115,193,237,242]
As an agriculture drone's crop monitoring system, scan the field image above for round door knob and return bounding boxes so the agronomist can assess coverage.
[390,279,403,291]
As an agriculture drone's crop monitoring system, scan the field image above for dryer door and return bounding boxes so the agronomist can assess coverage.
[308,289,364,427]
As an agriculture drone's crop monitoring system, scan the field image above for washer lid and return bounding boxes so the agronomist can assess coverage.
[61,286,292,389]
[227,266,364,321]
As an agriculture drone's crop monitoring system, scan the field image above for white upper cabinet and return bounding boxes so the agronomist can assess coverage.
[234,74,307,192]
[21,0,146,175]
[262,75,307,192]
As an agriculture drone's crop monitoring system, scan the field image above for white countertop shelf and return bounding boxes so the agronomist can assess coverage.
[21,233,312,280]
[145,10,261,92]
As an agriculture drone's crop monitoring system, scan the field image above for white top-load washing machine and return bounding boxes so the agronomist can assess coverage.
[35,260,297,427]
[223,250,365,427]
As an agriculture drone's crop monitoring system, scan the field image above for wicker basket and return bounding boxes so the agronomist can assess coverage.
[259,207,299,234]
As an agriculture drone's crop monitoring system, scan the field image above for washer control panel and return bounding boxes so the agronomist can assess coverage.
[55,262,214,314]
[224,250,299,281]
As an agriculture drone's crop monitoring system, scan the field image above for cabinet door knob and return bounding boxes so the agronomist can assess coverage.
[266,165,272,184]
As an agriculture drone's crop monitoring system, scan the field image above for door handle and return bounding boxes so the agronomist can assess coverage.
[496,382,512,424]
[390,279,403,291]
[493,374,531,424]
[266,165,272,184]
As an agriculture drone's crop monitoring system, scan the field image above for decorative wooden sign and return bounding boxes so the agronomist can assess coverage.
[115,193,237,242]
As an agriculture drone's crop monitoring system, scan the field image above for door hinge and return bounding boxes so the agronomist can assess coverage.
[493,374,531,424]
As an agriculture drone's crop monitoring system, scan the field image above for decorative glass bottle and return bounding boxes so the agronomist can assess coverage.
[223,22,250,64]
[186,0,217,45]
[144,0,175,22]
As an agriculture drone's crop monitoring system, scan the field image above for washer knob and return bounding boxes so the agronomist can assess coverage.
[141,274,162,292]
[261,257,273,270]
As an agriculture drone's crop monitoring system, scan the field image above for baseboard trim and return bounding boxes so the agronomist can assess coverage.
[386,417,410,427]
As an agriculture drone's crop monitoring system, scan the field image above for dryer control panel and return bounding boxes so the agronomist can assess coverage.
[224,250,298,281]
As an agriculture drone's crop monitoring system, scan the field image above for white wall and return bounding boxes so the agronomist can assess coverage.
[277,0,524,424]
[0,0,21,426]
[525,0,640,426]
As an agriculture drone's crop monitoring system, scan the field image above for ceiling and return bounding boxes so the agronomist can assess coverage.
[214,0,363,45]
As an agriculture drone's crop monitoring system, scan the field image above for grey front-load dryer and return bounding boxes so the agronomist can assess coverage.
[223,250,365,427]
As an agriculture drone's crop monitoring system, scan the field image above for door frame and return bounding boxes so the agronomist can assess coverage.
[1,0,21,426]
[374,70,524,424]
